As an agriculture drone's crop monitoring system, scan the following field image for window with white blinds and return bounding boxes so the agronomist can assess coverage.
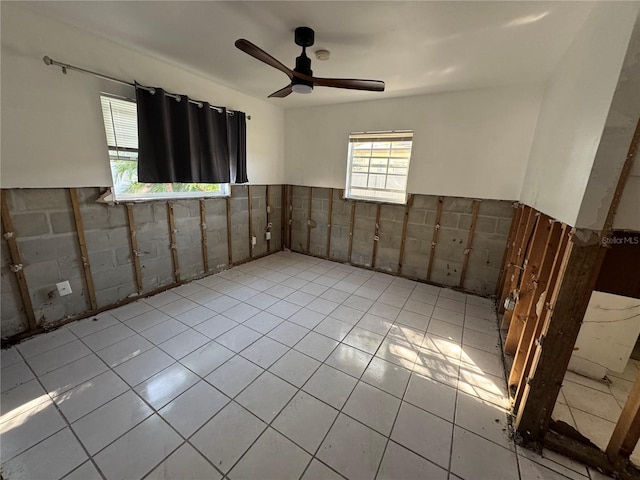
[345,131,413,204]
[99,94,229,201]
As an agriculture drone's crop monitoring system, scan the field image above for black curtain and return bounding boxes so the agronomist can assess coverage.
[228,111,248,184]
[136,84,247,184]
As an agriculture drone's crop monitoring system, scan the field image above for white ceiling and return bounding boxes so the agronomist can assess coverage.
[23,1,596,108]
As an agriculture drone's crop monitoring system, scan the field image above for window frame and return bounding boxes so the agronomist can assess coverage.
[345,130,413,205]
[100,93,230,203]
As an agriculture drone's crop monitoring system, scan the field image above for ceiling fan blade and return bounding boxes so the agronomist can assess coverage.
[235,39,293,79]
[268,84,294,98]
[305,75,385,92]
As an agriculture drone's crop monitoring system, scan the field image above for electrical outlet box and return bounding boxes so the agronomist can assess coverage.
[56,281,72,296]
[251,236,257,246]
[265,231,272,241]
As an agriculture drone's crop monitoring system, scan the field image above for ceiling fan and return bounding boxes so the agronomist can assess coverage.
[235,27,385,98]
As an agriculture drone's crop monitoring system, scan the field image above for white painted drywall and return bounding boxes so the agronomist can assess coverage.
[0,5,285,188]
[284,84,544,200]
[519,2,639,227]
[576,15,640,232]
[569,291,640,379]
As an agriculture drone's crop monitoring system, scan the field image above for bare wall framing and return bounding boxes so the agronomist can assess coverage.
[287,186,514,296]
[0,186,283,342]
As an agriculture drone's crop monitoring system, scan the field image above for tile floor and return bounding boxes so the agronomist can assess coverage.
[553,359,640,466]
[1,251,606,480]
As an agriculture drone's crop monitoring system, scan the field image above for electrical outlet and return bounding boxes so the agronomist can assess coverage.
[56,281,72,296]
[265,231,272,241]
[252,236,257,246]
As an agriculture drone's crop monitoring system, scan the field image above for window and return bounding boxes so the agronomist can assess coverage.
[100,94,229,201]
[345,131,413,204]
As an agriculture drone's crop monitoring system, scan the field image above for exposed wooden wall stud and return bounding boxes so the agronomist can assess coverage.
[371,203,382,269]
[288,186,293,249]
[125,204,143,294]
[1,191,37,331]
[281,185,286,251]
[248,185,253,258]
[266,185,271,253]
[225,196,233,265]
[499,205,531,314]
[397,194,413,274]
[199,199,209,273]
[69,188,97,310]
[348,201,356,263]
[497,203,523,297]
[426,196,444,281]
[459,199,481,288]
[167,201,180,283]
[326,188,334,259]
[607,372,640,463]
[306,187,313,253]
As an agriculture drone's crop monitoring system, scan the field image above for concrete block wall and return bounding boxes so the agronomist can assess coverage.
[1,185,282,340]
[286,186,515,296]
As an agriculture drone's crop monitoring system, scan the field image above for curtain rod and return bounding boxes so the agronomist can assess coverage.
[42,56,251,120]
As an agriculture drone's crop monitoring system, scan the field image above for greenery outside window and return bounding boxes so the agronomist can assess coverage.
[345,131,413,204]
[100,94,229,201]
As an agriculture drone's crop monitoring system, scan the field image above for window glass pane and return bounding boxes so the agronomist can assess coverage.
[346,131,412,204]
[100,94,229,201]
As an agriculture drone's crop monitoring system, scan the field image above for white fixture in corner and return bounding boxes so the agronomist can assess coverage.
[291,83,313,94]
[56,280,72,296]
[251,236,257,246]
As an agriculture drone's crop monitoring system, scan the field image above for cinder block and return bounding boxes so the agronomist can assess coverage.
[88,250,117,273]
[407,209,426,225]
[12,212,50,237]
[49,211,76,234]
[8,189,69,212]
[479,200,515,218]
[443,197,474,213]
[19,234,78,263]
[497,218,512,235]
[132,204,154,224]
[439,212,459,228]
[458,215,497,233]
[412,195,439,209]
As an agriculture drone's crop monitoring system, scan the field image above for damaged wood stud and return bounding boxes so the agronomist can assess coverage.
[426,196,444,281]
[287,186,293,249]
[607,371,640,462]
[504,213,548,355]
[348,201,356,263]
[326,188,334,259]
[248,185,253,258]
[69,188,97,310]
[499,205,530,314]
[199,199,209,273]
[306,186,313,253]
[371,203,382,269]
[281,185,286,251]
[125,204,143,294]
[266,185,271,253]
[459,199,481,288]
[496,203,523,297]
[225,196,233,265]
[167,202,180,283]
[397,194,413,274]
[507,217,559,383]
[1,190,37,331]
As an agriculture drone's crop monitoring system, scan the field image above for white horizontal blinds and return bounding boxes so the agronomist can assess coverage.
[348,131,413,203]
[100,95,139,160]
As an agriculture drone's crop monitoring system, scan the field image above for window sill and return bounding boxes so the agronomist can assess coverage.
[97,189,230,205]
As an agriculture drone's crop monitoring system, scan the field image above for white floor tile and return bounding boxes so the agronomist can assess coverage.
[405,372,457,421]
[1,428,87,480]
[243,311,283,334]
[303,365,357,409]
[288,308,326,329]
[391,401,453,469]
[294,331,339,362]
[325,344,372,378]
[158,328,210,360]
[94,334,154,368]
[205,355,263,397]
[313,317,354,342]
[318,414,387,480]
[194,315,238,339]
[1,379,49,423]
[146,443,223,480]
[113,348,175,387]
[215,324,262,352]
[378,441,448,480]
[173,305,216,327]
[229,428,311,480]
[180,341,234,377]
[1,362,35,392]
[67,313,120,338]
[343,382,401,435]
[135,362,198,410]
[302,459,344,480]
[124,310,172,333]
[273,391,338,454]
[236,371,297,422]
[159,380,229,438]
[455,393,511,449]
[16,328,76,359]
[26,340,92,376]
[267,320,310,347]
[93,415,182,480]
[40,354,108,397]
[72,390,152,455]
[342,327,385,354]
[63,461,103,480]
[54,370,129,423]
[191,401,266,474]
[269,349,321,387]
[450,427,518,480]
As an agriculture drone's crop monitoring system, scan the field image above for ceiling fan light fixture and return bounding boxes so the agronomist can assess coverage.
[291,83,313,94]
